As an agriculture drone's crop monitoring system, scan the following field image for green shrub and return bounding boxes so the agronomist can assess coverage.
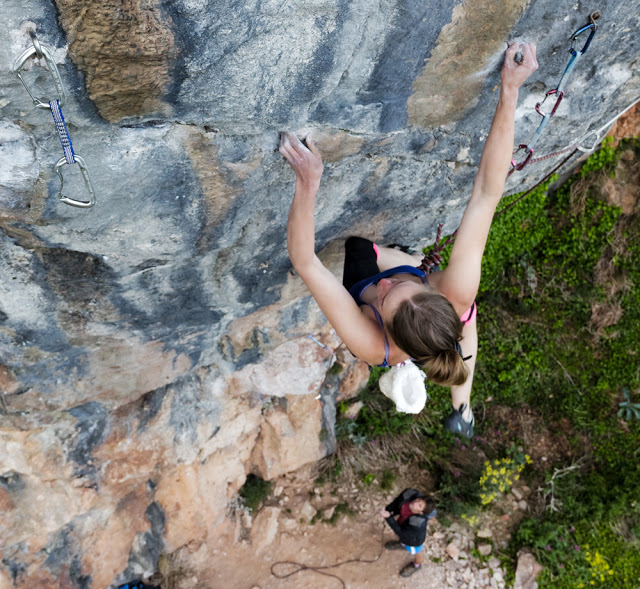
[380,469,396,491]
[238,474,272,512]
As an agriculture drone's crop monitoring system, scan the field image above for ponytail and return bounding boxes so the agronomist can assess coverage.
[421,348,468,387]
[387,291,469,386]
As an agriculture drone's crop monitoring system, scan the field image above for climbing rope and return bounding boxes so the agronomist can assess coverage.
[271,522,387,588]
[550,95,640,157]
[13,31,96,208]
[418,224,457,275]
[509,11,601,175]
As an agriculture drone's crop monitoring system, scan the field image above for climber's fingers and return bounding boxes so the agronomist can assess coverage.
[519,42,538,70]
[279,132,298,163]
[305,135,320,157]
[280,131,324,184]
[501,42,538,90]
[289,133,317,160]
[505,41,518,60]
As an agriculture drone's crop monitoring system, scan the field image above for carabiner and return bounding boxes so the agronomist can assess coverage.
[55,156,97,208]
[569,11,600,56]
[29,30,44,60]
[12,34,66,110]
[509,144,534,175]
[536,88,565,118]
[576,129,603,153]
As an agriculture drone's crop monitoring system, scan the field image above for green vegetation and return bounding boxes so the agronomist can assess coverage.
[476,138,640,588]
[618,388,640,421]
[380,469,397,491]
[328,138,640,587]
[238,474,273,512]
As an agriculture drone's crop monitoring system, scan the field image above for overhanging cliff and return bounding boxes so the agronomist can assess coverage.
[0,1,639,586]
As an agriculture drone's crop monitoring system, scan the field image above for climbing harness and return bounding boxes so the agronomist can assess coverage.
[271,522,387,588]
[510,11,601,175]
[13,31,96,208]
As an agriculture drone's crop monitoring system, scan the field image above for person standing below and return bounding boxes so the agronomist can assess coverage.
[379,488,438,578]
[280,43,539,438]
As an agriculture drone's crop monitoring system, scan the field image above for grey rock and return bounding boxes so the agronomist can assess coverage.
[299,501,317,521]
[0,0,639,586]
[0,120,39,209]
[511,487,524,501]
[514,549,544,589]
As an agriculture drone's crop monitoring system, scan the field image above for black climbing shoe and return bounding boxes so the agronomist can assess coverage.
[400,563,421,578]
[444,404,474,439]
[385,541,404,550]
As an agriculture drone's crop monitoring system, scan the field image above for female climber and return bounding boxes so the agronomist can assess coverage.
[280,42,538,438]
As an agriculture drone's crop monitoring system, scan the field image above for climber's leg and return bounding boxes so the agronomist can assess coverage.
[446,310,477,437]
[375,245,424,271]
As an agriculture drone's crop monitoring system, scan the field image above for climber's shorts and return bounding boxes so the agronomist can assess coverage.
[342,236,380,290]
[402,543,424,554]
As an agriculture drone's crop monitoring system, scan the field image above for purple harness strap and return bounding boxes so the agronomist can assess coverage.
[363,303,391,367]
[349,266,428,368]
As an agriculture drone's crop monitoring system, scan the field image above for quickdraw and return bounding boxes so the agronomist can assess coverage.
[13,31,96,208]
[509,11,601,175]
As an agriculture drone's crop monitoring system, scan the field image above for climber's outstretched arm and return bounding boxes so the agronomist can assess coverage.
[281,133,385,364]
[438,43,539,314]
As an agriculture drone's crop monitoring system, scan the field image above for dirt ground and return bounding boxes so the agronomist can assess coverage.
[197,513,451,589]
[163,467,514,589]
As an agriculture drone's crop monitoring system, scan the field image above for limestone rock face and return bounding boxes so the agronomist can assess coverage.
[0,0,639,587]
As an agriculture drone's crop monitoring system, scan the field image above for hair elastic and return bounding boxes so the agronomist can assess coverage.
[453,340,472,362]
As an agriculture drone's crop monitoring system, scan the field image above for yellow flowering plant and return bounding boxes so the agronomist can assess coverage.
[479,452,532,506]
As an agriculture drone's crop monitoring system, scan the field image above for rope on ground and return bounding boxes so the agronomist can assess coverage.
[270,522,387,588]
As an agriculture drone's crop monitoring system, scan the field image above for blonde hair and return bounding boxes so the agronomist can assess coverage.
[386,291,469,387]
